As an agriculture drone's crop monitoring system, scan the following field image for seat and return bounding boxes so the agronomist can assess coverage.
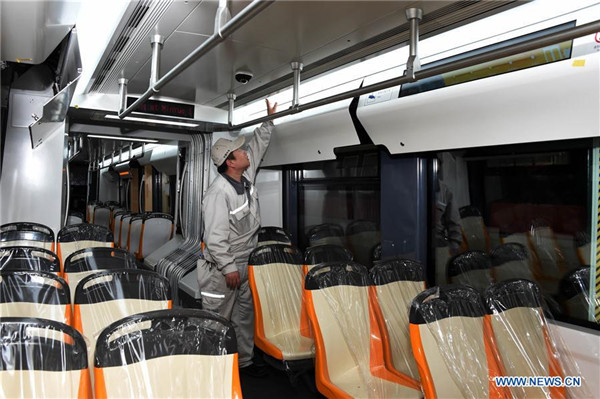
[118,213,135,249]
[528,222,566,294]
[87,201,102,223]
[0,222,54,251]
[248,244,314,363]
[0,246,61,275]
[73,269,171,384]
[109,206,125,231]
[346,220,380,267]
[459,206,491,252]
[257,226,292,247]
[57,224,114,269]
[0,317,91,398]
[0,270,72,325]
[575,233,590,266]
[94,309,241,399]
[369,258,425,381]
[490,243,534,282]
[307,223,346,248]
[303,244,353,274]
[559,267,590,320]
[448,250,494,292]
[66,212,84,226]
[137,213,174,260]
[126,214,144,255]
[93,206,111,229]
[112,210,130,246]
[484,279,566,398]
[305,262,421,398]
[409,285,507,399]
[63,247,140,304]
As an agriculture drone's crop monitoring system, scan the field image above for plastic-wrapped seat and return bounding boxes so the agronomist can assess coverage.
[559,267,591,320]
[409,285,507,399]
[73,269,171,383]
[575,233,590,266]
[257,226,292,247]
[0,222,54,251]
[346,220,380,267]
[527,223,566,295]
[126,214,144,256]
[94,309,241,399]
[303,244,353,274]
[0,317,91,398]
[448,250,494,292]
[369,258,425,382]
[305,262,421,398]
[136,213,174,260]
[93,206,111,229]
[307,223,346,248]
[490,243,534,282]
[484,279,566,398]
[0,246,61,275]
[118,213,135,249]
[0,270,72,325]
[63,247,139,304]
[67,212,85,226]
[57,224,114,269]
[248,244,313,363]
[459,206,490,252]
[112,211,129,246]
[109,207,125,231]
[87,201,102,223]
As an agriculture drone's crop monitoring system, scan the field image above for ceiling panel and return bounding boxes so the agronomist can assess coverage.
[88,0,522,110]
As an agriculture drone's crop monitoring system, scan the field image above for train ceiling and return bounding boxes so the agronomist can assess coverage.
[85,0,524,109]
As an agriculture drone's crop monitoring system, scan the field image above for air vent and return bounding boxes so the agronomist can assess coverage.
[89,0,172,93]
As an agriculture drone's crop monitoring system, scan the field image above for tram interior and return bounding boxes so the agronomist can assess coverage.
[1,0,599,398]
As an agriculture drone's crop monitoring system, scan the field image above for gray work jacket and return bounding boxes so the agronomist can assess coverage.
[202,121,274,276]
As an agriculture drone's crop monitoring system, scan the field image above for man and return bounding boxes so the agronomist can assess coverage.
[198,99,277,377]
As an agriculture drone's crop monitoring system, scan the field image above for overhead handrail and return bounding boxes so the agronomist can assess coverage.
[221,19,600,131]
[119,0,275,119]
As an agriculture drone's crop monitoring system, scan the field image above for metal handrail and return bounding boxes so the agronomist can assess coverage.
[119,0,274,119]
[220,19,600,131]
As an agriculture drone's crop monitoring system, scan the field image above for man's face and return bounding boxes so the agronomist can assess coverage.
[228,148,250,170]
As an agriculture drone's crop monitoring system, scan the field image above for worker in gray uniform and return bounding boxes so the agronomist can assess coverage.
[198,99,277,378]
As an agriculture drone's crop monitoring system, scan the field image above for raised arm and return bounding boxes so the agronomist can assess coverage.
[245,99,277,182]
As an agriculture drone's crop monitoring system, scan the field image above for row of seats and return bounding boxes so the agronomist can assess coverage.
[409,280,573,398]
[1,222,114,270]
[112,211,174,260]
[3,211,174,263]
[247,240,581,398]
[459,206,589,268]
[0,312,240,399]
[1,246,241,398]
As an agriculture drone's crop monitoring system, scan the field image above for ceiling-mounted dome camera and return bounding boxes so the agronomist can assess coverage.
[235,70,253,84]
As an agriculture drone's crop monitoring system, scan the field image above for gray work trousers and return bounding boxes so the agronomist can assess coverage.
[200,261,255,367]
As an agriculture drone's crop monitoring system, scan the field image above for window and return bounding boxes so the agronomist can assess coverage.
[431,140,596,329]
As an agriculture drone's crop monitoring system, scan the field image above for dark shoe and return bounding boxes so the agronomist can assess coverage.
[240,363,268,378]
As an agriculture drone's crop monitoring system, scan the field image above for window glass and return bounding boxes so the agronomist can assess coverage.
[432,144,594,328]
[291,152,381,266]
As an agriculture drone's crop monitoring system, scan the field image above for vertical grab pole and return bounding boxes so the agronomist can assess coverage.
[227,93,236,126]
[405,8,423,81]
[118,78,128,114]
[150,35,164,89]
[291,61,303,108]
